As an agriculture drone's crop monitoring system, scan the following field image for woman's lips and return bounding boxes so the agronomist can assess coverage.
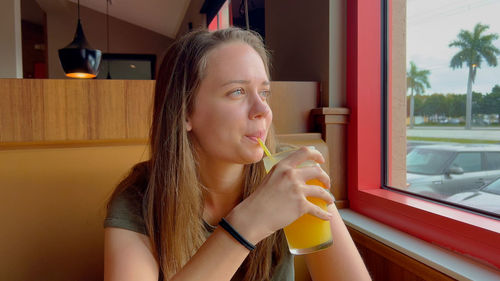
[245,136,259,143]
[245,131,265,143]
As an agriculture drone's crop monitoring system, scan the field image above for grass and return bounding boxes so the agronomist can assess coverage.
[413,123,500,127]
[407,136,500,144]
[414,123,465,127]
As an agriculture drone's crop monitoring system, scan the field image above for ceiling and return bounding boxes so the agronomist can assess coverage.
[69,0,192,38]
[22,0,46,25]
[33,0,192,39]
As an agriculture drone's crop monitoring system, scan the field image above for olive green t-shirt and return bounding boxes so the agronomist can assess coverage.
[104,183,294,281]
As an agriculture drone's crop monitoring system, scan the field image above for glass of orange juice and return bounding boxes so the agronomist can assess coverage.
[262,146,333,255]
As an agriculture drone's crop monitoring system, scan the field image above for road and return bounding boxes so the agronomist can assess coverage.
[407,127,500,142]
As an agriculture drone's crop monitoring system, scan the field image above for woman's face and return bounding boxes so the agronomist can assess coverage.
[187,42,272,165]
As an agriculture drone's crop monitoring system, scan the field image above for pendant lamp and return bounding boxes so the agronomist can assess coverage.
[58,0,102,79]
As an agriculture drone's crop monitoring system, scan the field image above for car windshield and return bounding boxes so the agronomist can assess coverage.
[407,148,453,175]
[483,178,500,196]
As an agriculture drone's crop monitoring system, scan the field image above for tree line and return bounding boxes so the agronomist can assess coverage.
[408,85,500,118]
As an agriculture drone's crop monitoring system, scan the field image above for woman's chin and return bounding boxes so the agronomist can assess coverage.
[241,150,264,164]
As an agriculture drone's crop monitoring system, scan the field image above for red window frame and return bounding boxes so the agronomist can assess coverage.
[346,0,500,269]
[207,0,233,31]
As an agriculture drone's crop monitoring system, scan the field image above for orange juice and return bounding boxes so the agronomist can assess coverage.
[283,179,332,250]
[283,179,332,254]
[262,147,333,255]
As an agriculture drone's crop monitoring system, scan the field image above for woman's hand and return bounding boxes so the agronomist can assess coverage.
[227,146,334,244]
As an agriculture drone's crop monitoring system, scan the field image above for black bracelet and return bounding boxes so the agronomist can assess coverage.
[218,218,256,251]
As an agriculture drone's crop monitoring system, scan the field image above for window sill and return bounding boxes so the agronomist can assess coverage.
[340,209,500,280]
[349,188,500,268]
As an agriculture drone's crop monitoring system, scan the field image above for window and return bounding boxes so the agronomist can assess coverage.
[483,179,500,195]
[486,152,500,170]
[346,0,500,269]
[406,148,452,175]
[387,0,500,214]
[96,54,156,80]
[450,152,481,173]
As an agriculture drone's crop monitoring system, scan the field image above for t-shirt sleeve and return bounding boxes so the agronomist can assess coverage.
[104,184,147,235]
[271,247,295,281]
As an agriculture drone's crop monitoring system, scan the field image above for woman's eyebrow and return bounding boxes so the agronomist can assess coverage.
[221,80,270,87]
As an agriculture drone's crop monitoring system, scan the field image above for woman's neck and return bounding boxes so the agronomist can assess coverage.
[198,159,246,226]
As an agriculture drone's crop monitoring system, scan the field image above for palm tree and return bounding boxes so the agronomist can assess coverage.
[449,23,500,129]
[407,61,430,128]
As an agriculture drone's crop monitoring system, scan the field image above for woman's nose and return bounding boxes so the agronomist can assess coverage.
[248,91,270,120]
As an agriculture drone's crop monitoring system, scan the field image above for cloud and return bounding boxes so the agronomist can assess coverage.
[406,0,500,94]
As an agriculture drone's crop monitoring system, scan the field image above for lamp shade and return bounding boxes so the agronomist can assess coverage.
[58,20,102,78]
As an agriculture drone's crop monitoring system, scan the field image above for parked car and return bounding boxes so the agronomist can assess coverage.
[405,144,500,198]
[446,177,500,216]
[406,140,438,154]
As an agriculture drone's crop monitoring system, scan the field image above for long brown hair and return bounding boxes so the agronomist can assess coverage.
[110,28,286,280]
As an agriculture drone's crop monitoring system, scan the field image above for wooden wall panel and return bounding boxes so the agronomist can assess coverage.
[0,82,10,141]
[0,82,12,141]
[88,81,99,140]
[12,80,30,141]
[43,80,67,140]
[65,80,90,140]
[94,81,127,139]
[124,81,154,138]
[0,79,316,143]
[348,227,456,281]
[269,81,320,134]
[0,79,155,143]
[30,80,45,140]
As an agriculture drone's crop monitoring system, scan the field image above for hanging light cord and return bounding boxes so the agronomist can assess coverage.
[244,0,249,30]
[77,0,80,20]
[106,0,110,54]
[106,0,111,78]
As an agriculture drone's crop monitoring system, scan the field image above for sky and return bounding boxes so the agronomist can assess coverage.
[406,0,500,95]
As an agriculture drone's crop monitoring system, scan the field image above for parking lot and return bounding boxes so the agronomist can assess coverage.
[407,127,500,142]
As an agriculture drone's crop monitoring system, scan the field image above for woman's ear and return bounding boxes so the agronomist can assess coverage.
[186,118,192,131]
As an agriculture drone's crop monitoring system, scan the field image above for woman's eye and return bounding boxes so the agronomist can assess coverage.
[260,90,271,99]
[229,88,245,97]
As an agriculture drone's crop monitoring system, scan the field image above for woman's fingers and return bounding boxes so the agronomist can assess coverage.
[252,147,334,232]
[302,185,335,205]
[296,165,331,189]
[282,146,325,167]
[305,202,333,221]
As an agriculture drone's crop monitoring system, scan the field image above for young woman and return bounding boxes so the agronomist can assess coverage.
[104,27,370,281]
